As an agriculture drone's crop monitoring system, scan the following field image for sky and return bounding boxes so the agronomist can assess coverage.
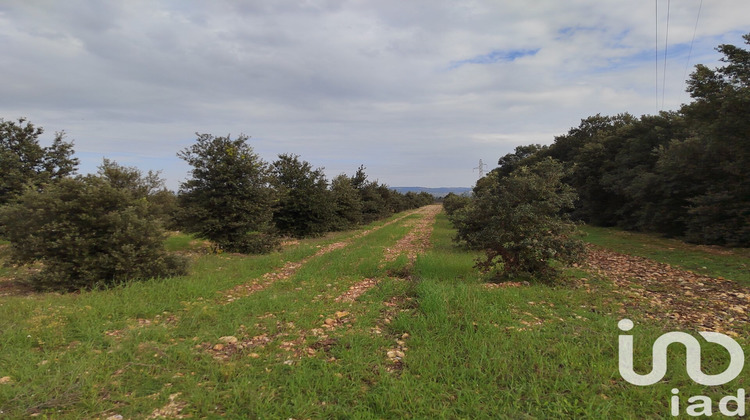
[1,1,749,190]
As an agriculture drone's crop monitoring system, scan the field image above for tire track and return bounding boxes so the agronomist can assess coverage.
[217,208,421,304]
[204,206,440,365]
[333,205,441,305]
[104,210,421,340]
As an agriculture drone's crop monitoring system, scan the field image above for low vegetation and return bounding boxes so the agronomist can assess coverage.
[0,176,187,291]
[1,209,748,418]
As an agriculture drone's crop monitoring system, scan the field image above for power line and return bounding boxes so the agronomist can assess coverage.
[683,0,703,83]
[655,0,659,113]
[661,0,672,109]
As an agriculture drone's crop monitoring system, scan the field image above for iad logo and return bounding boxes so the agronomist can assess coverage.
[617,319,744,386]
[618,319,746,417]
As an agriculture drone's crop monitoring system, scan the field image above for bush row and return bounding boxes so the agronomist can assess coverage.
[0,125,433,291]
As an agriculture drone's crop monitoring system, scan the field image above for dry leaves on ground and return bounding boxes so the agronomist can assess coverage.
[586,246,749,334]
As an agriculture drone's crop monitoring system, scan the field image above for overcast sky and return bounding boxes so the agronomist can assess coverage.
[2,1,749,189]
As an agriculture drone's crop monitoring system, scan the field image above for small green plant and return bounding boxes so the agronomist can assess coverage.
[0,176,187,291]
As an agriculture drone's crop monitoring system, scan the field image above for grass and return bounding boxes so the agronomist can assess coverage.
[580,225,750,285]
[0,211,748,418]
[391,215,748,418]
[0,211,419,418]
[163,232,203,252]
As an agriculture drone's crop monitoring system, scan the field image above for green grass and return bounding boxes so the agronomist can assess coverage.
[163,232,202,252]
[386,215,749,418]
[0,211,420,418]
[581,225,750,285]
[1,210,747,418]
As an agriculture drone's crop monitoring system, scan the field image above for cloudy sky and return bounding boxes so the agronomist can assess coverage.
[2,1,749,189]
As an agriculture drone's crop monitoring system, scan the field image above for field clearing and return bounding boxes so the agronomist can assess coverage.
[1,207,748,418]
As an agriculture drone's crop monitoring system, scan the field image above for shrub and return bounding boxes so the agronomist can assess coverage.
[271,154,335,238]
[0,176,188,291]
[177,133,278,253]
[442,192,471,218]
[451,158,584,282]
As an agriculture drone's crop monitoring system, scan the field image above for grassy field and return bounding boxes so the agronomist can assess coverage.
[1,210,748,418]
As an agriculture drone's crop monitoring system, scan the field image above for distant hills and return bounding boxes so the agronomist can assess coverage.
[391,187,472,197]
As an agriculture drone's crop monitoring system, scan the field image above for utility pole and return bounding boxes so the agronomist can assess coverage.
[473,159,487,178]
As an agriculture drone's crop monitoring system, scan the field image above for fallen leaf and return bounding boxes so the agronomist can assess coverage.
[219,336,238,344]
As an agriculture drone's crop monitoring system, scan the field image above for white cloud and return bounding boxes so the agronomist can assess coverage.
[1,0,749,189]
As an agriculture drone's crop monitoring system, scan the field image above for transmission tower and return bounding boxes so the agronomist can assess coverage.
[473,159,488,178]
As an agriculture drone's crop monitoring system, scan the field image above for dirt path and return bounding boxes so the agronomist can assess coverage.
[585,245,749,334]
[217,208,423,304]
[205,206,442,366]
[103,209,424,340]
[336,205,441,304]
[382,204,441,265]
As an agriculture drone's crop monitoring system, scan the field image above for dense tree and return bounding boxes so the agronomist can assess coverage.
[442,192,471,218]
[417,192,435,206]
[669,33,750,245]
[351,166,390,223]
[0,118,78,205]
[547,114,633,164]
[329,174,363,231]
[98,158,179,228]
[498,33,750,246]
[451,158,584,282]
[404,191,435,209]
[495,144,548,177]
[271,154,334,238]
[0,176,187,291]
[177,133,278,253]
[547,113,637,224]
[602,113,689,233]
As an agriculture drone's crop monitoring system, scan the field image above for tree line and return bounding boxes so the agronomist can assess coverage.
[0,123,433,290]
[537,34,748,246]
[444,33,749,283]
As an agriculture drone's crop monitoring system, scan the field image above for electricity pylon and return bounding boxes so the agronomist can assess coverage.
[473,159,487,178]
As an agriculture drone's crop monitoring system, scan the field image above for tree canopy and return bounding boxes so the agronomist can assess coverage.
[271,154,335,238]
[450,158,584,281]
[483,33,750,246]
[177,133,278,253]
[0,118,78,205]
